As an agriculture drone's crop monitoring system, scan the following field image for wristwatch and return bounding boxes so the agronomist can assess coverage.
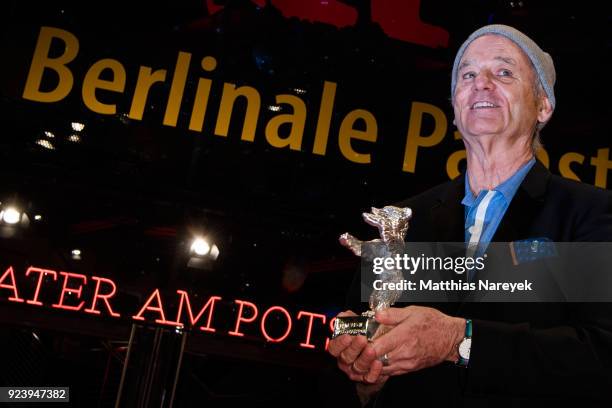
[456,319,472,367]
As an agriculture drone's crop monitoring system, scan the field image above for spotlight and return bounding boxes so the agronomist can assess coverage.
[71,122,85,132]
[34,214,42,221]
[71,249,82,260]
[44,131,55,138]
[187,236,220,270]
[1,207,21,224]
[190,238,210,256]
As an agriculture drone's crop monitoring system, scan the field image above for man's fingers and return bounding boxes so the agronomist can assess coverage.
[331,310,389,382]
[363,359,383,383]
[380,356,418,376]
[371,328,400,358]
[328,334,352,357]
[339,355,389,384]
[337,360,351,374]
[375,306,412,325]
[328,311,358,356]
[338,361,368,382]
[338,335,367,364]
[380,366,397,376]
[352,344,377,373]
[380,361,407,376]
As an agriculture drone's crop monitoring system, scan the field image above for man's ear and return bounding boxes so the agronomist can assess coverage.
[537,96,553,124]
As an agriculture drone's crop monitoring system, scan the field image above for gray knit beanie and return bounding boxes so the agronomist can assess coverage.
[451,24,556,110]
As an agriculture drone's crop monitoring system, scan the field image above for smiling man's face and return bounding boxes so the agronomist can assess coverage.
[453,34,546,142]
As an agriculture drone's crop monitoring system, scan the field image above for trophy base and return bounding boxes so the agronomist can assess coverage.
[332,311,380,341]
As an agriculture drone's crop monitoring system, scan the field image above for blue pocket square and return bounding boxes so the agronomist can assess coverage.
[509,238,558,265]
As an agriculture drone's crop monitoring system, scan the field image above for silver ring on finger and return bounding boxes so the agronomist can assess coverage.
[381,353,390,366]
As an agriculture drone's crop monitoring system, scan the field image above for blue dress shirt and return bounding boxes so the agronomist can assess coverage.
[463,158,536,255]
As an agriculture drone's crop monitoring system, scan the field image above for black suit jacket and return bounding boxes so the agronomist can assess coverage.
[325,162,612,407]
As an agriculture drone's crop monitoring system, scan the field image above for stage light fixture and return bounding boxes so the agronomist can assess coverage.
[190,237,210,256]
[71,122,85,132]
[71,249,82,260]
[1,207,21,224]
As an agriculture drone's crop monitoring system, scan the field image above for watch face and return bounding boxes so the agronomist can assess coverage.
[459,338,472,360]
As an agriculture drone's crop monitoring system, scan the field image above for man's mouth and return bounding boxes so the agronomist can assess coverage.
[470,101,499,109]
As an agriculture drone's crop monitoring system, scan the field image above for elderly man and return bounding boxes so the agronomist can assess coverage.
[326,25,612,406]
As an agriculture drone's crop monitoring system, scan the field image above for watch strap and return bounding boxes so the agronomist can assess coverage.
[456,319,472,367]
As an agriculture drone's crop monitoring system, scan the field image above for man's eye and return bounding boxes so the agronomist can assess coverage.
[499,69,513,77]
[462,72,476,80]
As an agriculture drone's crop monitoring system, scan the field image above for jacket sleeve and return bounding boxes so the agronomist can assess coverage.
[467,305,612,400]
[465,187,612,401]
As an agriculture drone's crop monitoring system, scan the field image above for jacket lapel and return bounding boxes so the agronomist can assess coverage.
[431,175,465,242]
[492,160,550,242]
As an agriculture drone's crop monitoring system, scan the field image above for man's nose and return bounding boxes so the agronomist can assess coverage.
[473,71,495,91]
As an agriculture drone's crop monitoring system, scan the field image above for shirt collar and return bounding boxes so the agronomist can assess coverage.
[462,157,536,207]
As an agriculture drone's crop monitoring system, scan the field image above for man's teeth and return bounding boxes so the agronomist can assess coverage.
[472,101,496,109]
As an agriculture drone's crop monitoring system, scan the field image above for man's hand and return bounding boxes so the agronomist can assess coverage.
[327,311,388,385]
[328,311,389,406]
[371,306,465,377]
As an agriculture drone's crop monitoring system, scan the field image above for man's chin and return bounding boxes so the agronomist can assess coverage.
[463,127,505,139]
